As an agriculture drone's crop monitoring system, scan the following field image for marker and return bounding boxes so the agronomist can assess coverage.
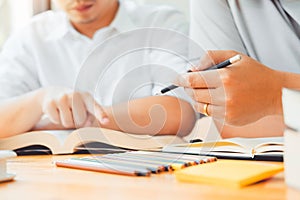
[156,55,242,95]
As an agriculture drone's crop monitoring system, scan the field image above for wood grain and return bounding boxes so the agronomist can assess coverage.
[1,155,300,200]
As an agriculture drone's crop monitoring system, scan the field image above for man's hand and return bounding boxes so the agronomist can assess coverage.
[174,50,284,126]
[41,87,109,128]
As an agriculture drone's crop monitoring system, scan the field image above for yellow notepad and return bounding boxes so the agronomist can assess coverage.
[175,160,283,188]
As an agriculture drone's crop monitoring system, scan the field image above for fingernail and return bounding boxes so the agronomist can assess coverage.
[190,66,199,71]
[52,119,60,125]
[100,117,110,124]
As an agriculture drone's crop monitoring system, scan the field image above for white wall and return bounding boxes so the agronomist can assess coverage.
[9,0,33,32]
[0,0,33,49]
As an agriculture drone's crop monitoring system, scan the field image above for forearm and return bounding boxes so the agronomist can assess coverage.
[100,96,196,137]
[0,89,44,138]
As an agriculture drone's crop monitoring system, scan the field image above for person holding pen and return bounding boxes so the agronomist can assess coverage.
[174,0,300,138]
[0,0,196,138]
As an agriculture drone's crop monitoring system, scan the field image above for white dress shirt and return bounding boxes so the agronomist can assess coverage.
[0,0,191,106]
[190,0,300,73]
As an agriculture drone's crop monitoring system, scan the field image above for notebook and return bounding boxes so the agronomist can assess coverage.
[175,160,284,188]
[162,137,283,161]
[0,127,185,155]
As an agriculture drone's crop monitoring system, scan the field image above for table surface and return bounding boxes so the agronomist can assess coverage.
[1,155,300,200]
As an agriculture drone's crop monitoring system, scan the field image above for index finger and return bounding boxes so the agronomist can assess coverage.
[174,70,222,89]
[193,50,240,71]
[80,93,110,125]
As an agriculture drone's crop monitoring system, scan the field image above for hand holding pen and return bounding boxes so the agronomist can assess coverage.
[170,50,281,128]
[161,51,245,124]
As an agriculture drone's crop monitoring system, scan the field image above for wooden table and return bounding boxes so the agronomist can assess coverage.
[1,155,300,200]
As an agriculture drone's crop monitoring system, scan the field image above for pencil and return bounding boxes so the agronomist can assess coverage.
[134,151,207,164]
[156,54,242,95]
[81,156,161,174]
[129,152,195,166]
[103,154,170,171]
[56,158,151,177]
[117,153,188,170]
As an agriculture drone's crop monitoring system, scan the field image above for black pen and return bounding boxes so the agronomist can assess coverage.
[156,55,242,95]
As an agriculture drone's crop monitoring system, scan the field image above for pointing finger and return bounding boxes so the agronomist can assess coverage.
[81,93,110,125]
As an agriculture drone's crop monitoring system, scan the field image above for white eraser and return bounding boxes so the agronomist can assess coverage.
[0,150,16,183]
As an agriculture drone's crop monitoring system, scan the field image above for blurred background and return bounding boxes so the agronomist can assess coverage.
[0,0,190,50]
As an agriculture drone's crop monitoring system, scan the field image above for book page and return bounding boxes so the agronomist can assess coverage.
[65,128,186,153]
[225,137,283,155]
[163,137,284,157]
[0,131,64,154]
[163,140,249,155]
[44,130,73,146]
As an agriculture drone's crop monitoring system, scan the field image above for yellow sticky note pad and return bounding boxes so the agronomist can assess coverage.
[175,160,284,188]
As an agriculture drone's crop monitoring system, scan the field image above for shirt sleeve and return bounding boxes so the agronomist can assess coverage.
[190,0,247,53]
[0,32,40,100]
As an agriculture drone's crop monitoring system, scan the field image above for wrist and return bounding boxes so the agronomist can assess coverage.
[271,70,287,116]
[35,88,47,108]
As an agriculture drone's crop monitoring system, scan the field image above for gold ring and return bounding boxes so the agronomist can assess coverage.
[203,103,209,116]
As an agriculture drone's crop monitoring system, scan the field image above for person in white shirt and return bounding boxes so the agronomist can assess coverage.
[176,0,300,138]
[0,0,196,138]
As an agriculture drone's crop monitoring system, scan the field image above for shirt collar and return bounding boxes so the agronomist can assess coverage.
[51,0,136,40]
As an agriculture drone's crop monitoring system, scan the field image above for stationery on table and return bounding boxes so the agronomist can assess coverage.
[0,127,184,155]
[175,160,284,188]
[162,137,283,161]
[0,150,16,183]
[56,151,217,177]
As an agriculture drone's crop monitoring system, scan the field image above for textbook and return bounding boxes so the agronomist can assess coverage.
[175,160,284,188]
[162,137,283,161]
[0,128,185,155]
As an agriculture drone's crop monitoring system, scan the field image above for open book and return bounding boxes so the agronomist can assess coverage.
[162,137,284,161]
[0,128,185,155]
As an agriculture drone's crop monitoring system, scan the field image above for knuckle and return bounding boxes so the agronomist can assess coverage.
[228,50,238,55]
[58,94,67,103]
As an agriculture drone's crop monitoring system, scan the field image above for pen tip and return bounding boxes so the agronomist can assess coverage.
[155,92,163,96]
